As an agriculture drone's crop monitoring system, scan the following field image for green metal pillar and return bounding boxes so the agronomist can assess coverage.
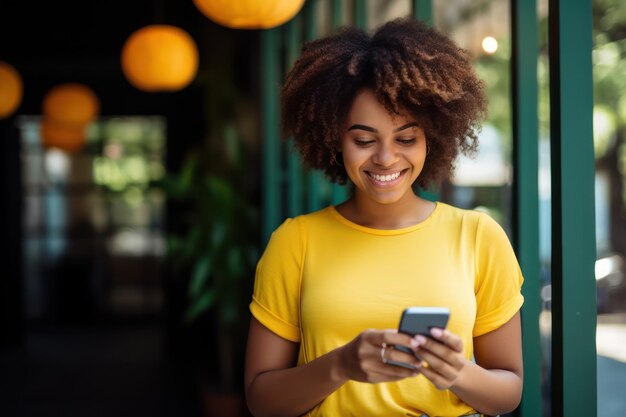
[262,28,282,243]
[511,0,542,416]
[329,0,350,206]
[304,0,326,213]
[411,0,438,202]
[354,0,367,29]
[331,0,343,29]
[548,0,597,416]
[285,16,304,218]
[412,0,433,28]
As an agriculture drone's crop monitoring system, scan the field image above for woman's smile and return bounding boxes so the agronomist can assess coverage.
[365,169,409,187]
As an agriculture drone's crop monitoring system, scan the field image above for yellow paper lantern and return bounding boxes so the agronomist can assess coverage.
[43,83,100,126]
[121,25,199,92]
[40,119,87,153]
[193,0,305,29]
[0,61,23,119]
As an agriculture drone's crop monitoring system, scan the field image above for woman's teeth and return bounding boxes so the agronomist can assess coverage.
[368,171,401,182]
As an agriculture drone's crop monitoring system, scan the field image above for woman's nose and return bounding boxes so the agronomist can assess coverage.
[372,142,398,167]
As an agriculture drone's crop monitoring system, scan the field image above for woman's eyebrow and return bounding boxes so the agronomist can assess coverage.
[347,124,377,133]
[393,122,419,132]
[347,122,418,133]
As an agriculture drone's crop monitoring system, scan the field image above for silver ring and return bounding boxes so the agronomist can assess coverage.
[380,342,388,364]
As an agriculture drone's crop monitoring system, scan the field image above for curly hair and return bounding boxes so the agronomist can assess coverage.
[280,17,487,187]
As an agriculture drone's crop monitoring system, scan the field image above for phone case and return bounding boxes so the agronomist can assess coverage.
[387,306,450,368]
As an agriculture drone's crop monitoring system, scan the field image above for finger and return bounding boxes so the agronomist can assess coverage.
[363,330,414,356]
[415,348,457,381]
[429,328,463,353]
[380,330,419,353]
[371,355,420,379]
[419,364,450,390]
[384,346,423,369]
[415,335,464,369]
[378,344,421,373]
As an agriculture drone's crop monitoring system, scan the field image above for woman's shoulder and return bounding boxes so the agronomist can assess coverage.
[281,206,336,228]
[434,202,511,240]
[269,206,335,240]
[437,203,511,243]
[434,201,487,225]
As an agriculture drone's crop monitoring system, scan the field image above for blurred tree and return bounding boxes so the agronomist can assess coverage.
[592,0,626,256]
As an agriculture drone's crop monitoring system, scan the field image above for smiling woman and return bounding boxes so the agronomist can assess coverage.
[280,18,487,189]
[245,18,524,417]
[338,90,429,223]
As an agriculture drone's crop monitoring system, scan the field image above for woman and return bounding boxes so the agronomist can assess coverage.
[245,18,524,417]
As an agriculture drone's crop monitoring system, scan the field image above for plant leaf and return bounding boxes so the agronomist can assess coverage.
[188,254,212,298]
[210,222,227,249]
[184,289,216,324]
[227,249,244,280]
[207,177,234,209]
[182,227,204,262]
[179,156,198,192]
[153,176,187,199]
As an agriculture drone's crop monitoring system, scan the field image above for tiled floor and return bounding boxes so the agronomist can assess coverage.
[0,322,199,417]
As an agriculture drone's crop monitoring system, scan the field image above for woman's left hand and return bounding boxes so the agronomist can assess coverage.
[415,327,469,390]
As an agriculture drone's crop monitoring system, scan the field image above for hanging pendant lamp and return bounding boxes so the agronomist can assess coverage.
[0,61,23,119]
[193,0,305,29]
[121,25,199,92]
[40,83,99,153]
[42,83,100,126]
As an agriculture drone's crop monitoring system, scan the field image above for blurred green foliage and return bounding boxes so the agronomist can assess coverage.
[154,126,259,331]
[592,0,626,208]
[474,36,512,157]
[593,0,626,159]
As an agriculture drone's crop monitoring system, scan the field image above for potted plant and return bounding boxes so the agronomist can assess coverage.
[156,127,259,416]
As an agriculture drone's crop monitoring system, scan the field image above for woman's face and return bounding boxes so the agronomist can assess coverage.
[340,89,427,206]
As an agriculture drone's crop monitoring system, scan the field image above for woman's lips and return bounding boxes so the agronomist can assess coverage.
[365,169,407,187]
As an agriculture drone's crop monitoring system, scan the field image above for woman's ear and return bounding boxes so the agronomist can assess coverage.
[331,149,343,167]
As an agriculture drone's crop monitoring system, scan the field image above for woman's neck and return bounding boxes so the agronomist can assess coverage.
[336,191,436,230]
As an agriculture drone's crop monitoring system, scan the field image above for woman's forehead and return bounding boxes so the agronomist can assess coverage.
[346,90,415,128]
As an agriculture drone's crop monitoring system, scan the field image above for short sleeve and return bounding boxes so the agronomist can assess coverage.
[249,217,305,342]
[473,213,524,337]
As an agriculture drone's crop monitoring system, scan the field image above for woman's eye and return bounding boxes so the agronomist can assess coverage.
[397,138,416,145]
[354,139,375,146]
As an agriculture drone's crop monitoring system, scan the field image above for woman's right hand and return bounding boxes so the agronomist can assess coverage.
[337,329,424,383]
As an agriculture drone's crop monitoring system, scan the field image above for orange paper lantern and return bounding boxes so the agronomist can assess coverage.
[121,25,199,92]
[0,61,23,119]
[193,0,305,29]
[40,119,87,153]
[43,83,100,126]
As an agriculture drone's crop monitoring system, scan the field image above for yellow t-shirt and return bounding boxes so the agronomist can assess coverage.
[250,202,524,417]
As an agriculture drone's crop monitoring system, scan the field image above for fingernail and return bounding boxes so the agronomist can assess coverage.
[416,335,426,344]
[410,338,419,348]
[430,328,443,338]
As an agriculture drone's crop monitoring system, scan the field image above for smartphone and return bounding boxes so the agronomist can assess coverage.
[389,307,450,368]
[398,306,450,337]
